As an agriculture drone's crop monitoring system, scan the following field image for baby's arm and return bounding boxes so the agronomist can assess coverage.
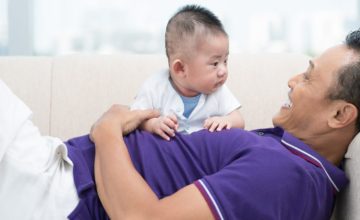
[140,114,178,140]
[203,109,245,132]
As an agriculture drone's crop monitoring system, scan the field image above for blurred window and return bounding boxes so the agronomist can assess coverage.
[0,0,7,55]
[3,0,360,56]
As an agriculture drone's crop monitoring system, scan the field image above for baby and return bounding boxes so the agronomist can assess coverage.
[131,5,244,140]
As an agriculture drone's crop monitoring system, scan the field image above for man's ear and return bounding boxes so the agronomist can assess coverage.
[328,102,358,128]
[171,59,186,77]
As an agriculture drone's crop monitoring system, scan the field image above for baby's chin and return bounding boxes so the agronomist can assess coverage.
[208,84,223,94]
[204,88,219,95]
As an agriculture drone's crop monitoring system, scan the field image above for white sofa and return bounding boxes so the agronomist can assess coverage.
[0,53,358,219]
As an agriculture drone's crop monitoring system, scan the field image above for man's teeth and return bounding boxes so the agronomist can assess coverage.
[283,103,292,108]
[283,96,292,108]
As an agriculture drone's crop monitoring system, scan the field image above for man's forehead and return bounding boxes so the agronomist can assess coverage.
[310,45,356,79]
[317,45,357,66]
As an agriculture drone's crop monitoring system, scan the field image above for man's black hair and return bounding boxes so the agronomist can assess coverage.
[329,29,360,131]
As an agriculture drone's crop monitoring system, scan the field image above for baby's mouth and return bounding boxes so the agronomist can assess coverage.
[216,80,224,88]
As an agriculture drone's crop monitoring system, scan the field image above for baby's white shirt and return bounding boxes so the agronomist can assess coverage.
[131,69,241,133]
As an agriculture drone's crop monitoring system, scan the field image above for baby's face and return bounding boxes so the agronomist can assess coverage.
[181,33,229,96]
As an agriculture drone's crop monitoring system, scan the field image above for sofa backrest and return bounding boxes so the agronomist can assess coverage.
[0,53,309,139]
[0,57,53,134]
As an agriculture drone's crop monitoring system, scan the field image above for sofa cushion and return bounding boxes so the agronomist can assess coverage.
[333,132,360,220]
[50,54,168,139]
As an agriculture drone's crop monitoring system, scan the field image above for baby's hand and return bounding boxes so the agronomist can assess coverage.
[203,116,231,132]
[146,114,178,140]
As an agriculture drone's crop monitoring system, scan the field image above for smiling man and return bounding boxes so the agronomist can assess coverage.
[88,30,360,220]
[272,44,359,166]
[0,30,360,220]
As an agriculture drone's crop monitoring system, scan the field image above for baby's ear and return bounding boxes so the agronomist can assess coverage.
[171,59,186,77]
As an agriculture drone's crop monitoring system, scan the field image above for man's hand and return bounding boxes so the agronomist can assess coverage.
[90,105,160,143]
[203,116,232,132]
[91,106,214,220]
[141,114,178,141]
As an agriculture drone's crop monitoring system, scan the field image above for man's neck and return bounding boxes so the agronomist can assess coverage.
[304,128,356,166]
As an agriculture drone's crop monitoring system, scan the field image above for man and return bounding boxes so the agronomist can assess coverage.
[89,29,360,220]
[0,29,359,220]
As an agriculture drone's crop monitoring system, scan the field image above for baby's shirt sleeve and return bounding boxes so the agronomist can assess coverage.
[131,70,171,111]
[216,85,241,115]
[130,80,155,110]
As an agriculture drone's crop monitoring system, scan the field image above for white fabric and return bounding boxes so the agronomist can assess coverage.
[0,80,78,220]
[131,69,241,133]
[0,80,32,161]
[333,132,360,220]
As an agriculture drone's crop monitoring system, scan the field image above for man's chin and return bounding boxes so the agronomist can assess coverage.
[272,112,285,128]
[272,119,279,127]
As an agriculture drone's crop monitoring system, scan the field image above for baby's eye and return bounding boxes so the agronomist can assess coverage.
[213,62,219,66]
[224,59,228,65]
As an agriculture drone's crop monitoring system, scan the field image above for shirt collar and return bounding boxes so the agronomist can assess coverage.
[253,127,348,193]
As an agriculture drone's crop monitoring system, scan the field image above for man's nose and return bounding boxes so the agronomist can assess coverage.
[288,73,301,88]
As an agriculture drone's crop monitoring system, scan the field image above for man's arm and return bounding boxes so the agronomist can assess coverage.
[91,105,214,220]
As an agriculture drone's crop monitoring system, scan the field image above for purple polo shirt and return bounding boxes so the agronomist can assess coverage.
[66,127,347,220]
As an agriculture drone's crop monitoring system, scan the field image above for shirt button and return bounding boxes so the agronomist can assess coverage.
[258,132,264,136]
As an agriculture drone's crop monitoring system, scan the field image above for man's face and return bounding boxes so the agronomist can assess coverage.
[272,45,356,139]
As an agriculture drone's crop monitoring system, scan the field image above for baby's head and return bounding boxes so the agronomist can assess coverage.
[165,5,229,96]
